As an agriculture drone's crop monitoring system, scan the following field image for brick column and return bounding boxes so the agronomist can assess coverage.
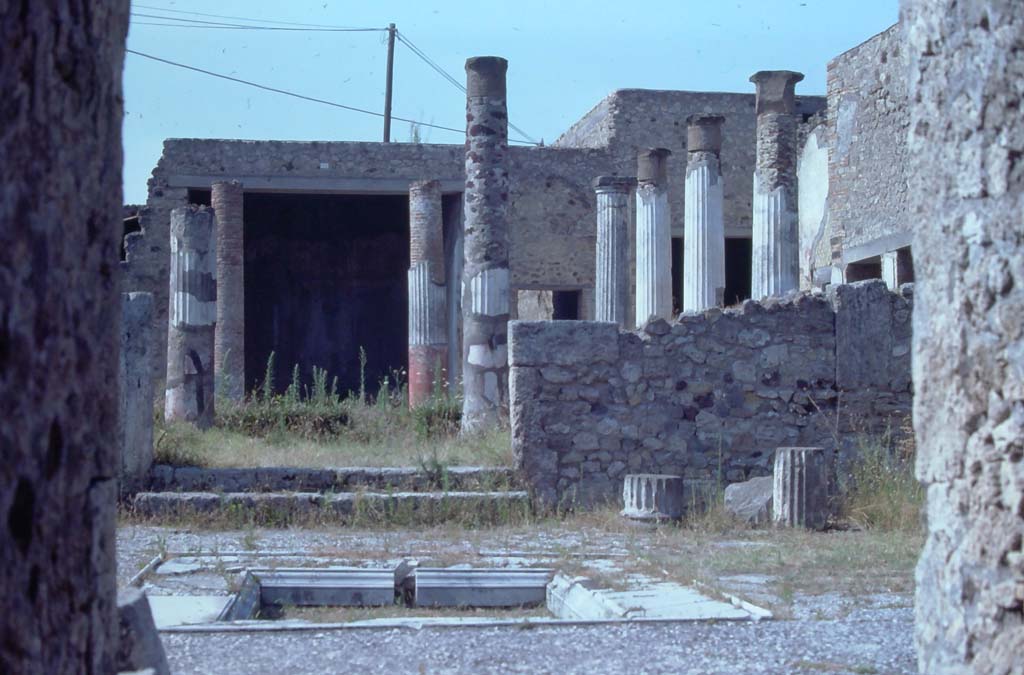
[750,70,804,299]
[594,176,635,326]
[165,205,217,429]
[635,148,673,326]
[212,179,245,401]
[408,179,448,407]
[461,56,511,433]
[683,114,726,312]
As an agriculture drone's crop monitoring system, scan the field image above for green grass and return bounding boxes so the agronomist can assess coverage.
[838,422,923,532]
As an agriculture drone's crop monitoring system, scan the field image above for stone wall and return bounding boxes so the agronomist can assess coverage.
[826,24,910,266]
[1,2,128,671]
[905,0,1024,671]
[510,280,912,508]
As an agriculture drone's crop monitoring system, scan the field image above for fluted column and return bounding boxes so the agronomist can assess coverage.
[683,114,726,313]
[635,148,673,327]
[461,56,511,433]
[594,176,635,326]
[165,205,217,429]
[212,179,244,401]
[772,446,828,530]
[750,70,804,300]
[408,179,448,408]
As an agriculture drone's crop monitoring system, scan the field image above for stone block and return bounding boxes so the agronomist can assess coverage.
[620,474,685,520]
[116,589,170,675]
[119,292,155,495]
[772,447,828,530]
[724,476,774,524]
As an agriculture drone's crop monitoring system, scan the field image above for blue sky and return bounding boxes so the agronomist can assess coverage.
[123,0,898,203]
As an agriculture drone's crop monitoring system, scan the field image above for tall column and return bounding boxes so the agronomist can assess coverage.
[461,56,511,433]
[408,179,448,408]
[120,292,155,495]
[683,114,726,313]
[594,176,635,326]
[212,180,245,402]
[165,205,217,429]
[750,70,804,300]
[635,148,673,327]
[905,1,1024,673]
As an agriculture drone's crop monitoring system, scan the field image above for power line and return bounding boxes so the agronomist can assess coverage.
[130,12,385,32]
[131,3,375,30]
[396,31,540,145]
[126,48,535,144]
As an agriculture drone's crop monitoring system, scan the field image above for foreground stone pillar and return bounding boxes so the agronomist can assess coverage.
[120,292,155,494]
[905,1,1024,671]
[461,56,511,433]
[408,179,448,407]
[621,474,685,521]
[594,176,635,326]
[772,447,827,530]
[0,3,128,671]
[212,179,245,401]
[635,148,673,326]
[683,114,726,312]
[750,70,804,300]
[165,206,217,429]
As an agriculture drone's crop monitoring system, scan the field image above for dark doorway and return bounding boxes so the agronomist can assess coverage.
[671,237,684,315]
[552,290,581,320]
[846,256,883,282]
[724,237,752,306]
[244,193,408,398]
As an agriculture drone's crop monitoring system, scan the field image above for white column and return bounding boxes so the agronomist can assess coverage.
[635,148,672,327]
[594,176,635,326]
[683,114,726,313]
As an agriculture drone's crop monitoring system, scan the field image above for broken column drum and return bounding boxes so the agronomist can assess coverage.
[165,205,217,429]
[594,176,636,326]
[772,447,827,530]
[408,179,448,408]
[621,474,685,520]
[750,70,804,300]
[461,56,511,432]
[683,114,726,313]
[120,292,155,495]
[212,179,245,401]
[635,148,673,326]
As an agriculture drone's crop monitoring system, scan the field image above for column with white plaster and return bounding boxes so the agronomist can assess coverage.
[683,114,726,312]
[408,179,448,408]
[461,57,511,432]
[635,148,672,326]
[165,205,217,429]
[594,176,635,326]
[750,70,804,300]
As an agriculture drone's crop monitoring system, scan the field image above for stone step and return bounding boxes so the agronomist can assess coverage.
[147,465,517,494]
[129,490,531,526]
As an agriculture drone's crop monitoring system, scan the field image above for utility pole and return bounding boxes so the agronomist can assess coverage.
[383,23,396,143]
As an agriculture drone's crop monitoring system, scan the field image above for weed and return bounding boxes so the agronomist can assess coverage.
[838,423,923,532]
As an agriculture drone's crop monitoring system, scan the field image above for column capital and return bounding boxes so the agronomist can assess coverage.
[211,179,243,190]
[637,148,672,187]
[686,114,725,154]
[593,175,637,193]
[409,179,441,195]
[749,70,804,115]
[466,57,508,97]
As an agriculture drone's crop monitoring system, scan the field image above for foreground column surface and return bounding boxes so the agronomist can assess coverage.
[594,176,636,326]
[772,447,828,530]
[683,114,726,312]
[461,56,511,432]
[635,148,673,326]
[905,1,1024,672]
[120,292,155,494]
[165,205,217,429]
[621,474,685,520]
[0,2,129,672]
[212,179,245,401]
[408,179,448,408]
[750,70,803,300]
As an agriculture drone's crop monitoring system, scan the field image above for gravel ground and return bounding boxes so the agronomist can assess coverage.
[161,616,916,674]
